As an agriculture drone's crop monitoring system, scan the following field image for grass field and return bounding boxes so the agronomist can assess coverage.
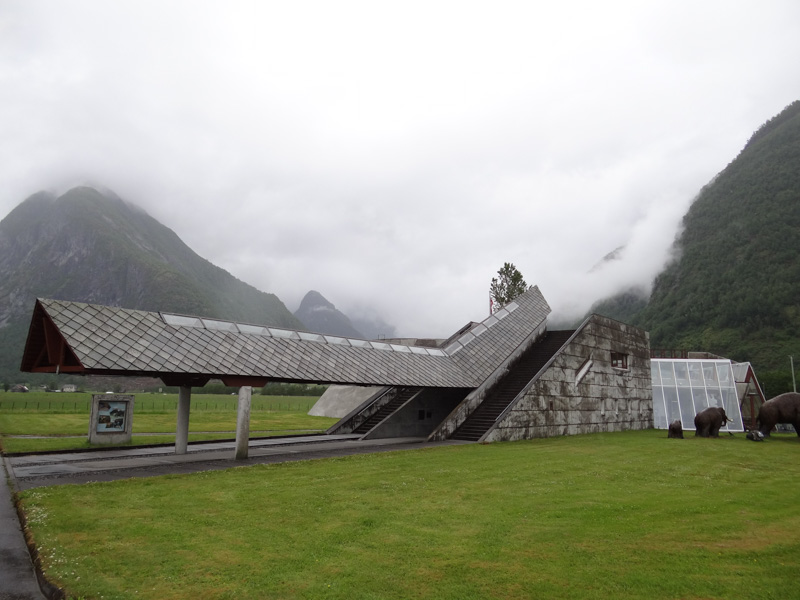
[0,391,336,453]
[17,430,800,600]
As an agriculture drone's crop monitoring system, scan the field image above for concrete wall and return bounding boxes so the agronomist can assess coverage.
[486,315,652,442]
[365,388,468,439]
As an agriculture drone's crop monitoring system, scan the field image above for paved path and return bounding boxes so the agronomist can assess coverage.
[1,456,46,600]
[2,434,466,598]
[8,434,467,490]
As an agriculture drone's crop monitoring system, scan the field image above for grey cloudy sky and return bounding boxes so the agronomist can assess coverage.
[1,1,799,338]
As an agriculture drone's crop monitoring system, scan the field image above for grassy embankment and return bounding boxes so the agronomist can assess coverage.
[0,391,335,453]
[17,429,800,600]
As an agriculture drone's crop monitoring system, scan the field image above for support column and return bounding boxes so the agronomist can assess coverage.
[175,385,191,455]
[234,386,252,460]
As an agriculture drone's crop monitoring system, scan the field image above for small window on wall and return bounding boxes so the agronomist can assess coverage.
[611,352,628,370]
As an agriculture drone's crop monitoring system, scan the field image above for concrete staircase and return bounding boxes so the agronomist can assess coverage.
[352,387,421,435]
[450,330,574,441]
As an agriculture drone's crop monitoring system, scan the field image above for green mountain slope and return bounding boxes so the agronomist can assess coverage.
[0,186,303,381]
[597,101,800,374]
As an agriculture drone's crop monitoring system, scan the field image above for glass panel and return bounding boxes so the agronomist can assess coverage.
[471,324,488,337]
[659,362,675,385]
[202,319,238,332]
[731,363,748,383]
[495,308,509,320]
[677,387,695,428]
[410,346,429,354]
[370,341,391,351]
[236,323,268,335]
[506,302,519,313]
[688,362,704,386]
[444,342,463,354]
[324,336,350,345]
[484,315,499,327]
[673,362,690,386]
[652,386,667,428]
[298,332,325,342]
[707,388,723,408]
[426,348,446,356]
[663,387,681,426]
[651,361,661,386]
[348,339,371,348]
[162,313,203,328]
[702,362,719,385]
[723,388,744,431]
[691,388,708,411]
[717,363,733,386]
[390,344,411,353]
[459,332,476,345]
[269,328,300,339]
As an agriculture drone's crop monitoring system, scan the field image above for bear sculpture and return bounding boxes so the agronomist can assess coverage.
[667,420,684,439]
[757,392,800,437]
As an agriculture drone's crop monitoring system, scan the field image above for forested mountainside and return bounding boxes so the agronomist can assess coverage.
[0,186,303,381]
[594,100,800,382]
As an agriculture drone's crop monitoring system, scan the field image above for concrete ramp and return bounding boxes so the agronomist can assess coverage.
[309,385,384,418]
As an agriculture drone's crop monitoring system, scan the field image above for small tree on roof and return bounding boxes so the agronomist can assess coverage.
[490,262,528,312]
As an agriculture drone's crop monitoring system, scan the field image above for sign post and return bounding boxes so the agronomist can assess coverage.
[89,394,135,445]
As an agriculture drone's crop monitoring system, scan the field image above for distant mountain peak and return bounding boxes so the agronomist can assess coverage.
[294,291,364,338]
[297,290,335,311]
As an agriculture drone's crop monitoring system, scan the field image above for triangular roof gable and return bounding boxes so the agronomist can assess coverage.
[20,299,85,373]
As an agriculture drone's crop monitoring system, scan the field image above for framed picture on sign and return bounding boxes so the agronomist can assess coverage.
[89,394,135,444]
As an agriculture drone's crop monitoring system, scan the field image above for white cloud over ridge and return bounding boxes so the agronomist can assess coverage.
[1,0,799,337]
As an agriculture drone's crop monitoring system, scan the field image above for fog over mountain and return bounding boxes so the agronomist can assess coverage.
[2,1,800,337]
[592,100,800,373]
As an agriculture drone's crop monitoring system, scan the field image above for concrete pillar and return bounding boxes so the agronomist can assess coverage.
[234,386,252,460]
[175,385,191,455]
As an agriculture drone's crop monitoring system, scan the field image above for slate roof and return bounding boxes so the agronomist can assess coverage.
[21,286,551,389]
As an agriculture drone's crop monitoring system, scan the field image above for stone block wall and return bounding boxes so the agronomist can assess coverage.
[486,315,652,442]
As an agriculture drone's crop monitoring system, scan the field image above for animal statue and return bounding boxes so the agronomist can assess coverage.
[757,392,800,437]
[667,419,684,439]
[694,406,732,438]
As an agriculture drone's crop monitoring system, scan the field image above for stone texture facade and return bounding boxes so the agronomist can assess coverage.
[486,315,652,442]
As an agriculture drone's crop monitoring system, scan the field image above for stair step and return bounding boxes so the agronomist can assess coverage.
[352,387,421,434]
[450,330,574,441]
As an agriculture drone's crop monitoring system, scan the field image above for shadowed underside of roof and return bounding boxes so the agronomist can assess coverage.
[20,287,551,389]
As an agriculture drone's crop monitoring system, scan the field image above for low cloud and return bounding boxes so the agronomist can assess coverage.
[1,0,799,337]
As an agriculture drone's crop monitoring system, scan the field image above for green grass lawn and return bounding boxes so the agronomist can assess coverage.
[0,393,336,453]
[18,430,800,600]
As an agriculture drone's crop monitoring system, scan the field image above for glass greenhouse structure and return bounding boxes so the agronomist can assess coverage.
[651,359,744,432]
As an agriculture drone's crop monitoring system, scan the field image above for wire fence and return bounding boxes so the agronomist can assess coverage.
[0,396,318,413]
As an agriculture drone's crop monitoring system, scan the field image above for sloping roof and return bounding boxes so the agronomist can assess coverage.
[20,286,551,389]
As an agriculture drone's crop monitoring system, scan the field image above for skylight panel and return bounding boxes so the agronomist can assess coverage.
[269,328,300,339]
[298,331,326,343]
[202,319,238,332]
[162,313,203,328]
[237,323,270,335]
